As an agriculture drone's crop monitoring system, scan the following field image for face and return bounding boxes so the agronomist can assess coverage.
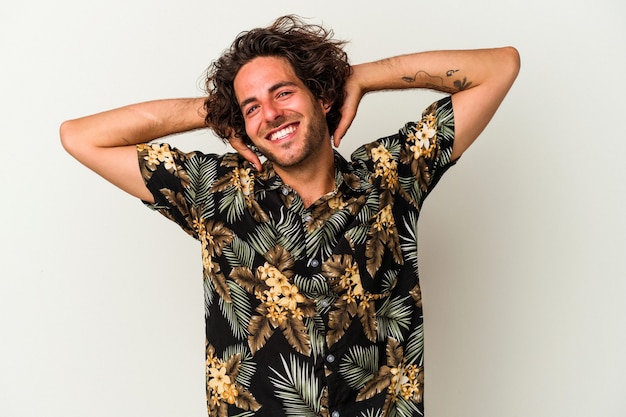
[233,56,331,170]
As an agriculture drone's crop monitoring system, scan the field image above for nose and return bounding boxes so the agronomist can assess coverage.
[262,101,282,122]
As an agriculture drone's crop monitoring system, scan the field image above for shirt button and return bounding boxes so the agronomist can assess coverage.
[326,354,335,363]
[303,214,313,222]
[320,299,330,308]
[281,187,289,196]
[310,259,319,268]
[331,411,340,417]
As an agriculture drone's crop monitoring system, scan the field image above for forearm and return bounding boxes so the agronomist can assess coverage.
[353,47,519,95]
[60,97,207,151]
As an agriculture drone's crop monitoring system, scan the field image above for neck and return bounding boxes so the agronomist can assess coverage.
[274,149,336,208]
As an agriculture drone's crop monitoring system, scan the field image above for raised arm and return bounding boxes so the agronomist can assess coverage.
[60,98,207,203]
[335,47,520,159]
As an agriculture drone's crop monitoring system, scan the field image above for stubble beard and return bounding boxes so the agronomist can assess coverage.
[261,107,330,170]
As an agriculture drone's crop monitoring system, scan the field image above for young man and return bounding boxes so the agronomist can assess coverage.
[61,15,519,417]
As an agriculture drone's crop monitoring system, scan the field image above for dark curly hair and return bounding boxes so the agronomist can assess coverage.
[204,15,351,147]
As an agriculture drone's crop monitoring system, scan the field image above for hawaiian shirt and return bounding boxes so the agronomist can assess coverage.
[138,96,456,417]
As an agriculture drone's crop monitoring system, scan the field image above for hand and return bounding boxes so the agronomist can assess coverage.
[333,65,366,147]
[227,133,262,172]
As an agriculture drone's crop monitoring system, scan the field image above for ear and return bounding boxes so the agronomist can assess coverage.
[320,99,333,115]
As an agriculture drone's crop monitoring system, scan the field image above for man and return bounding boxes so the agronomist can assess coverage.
[61,15,519,417]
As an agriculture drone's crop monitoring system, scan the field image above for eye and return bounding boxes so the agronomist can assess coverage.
[244,104,259,116]
[277,90,293,99]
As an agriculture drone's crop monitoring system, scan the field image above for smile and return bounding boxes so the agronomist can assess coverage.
[267,124,297,141]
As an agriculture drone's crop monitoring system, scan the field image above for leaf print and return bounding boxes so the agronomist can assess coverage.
[356,365,392,401]
[304,315,327,358]
[264,245,295,275]
[233,390,263,416]
[306,210,351,260]
[203,272,215,315]
[358,409,384,417]
[222,344,256,387]
[409,283,422,309]
[368,144,399,193]
[247,312,273,354]
[205,342,261,416]
[223,235,256,270]
[233,253,315,355]
[327,298,355,347]
[138,97,457,417]
[376,296,412,342]
[205,220,235,257]
[211,173,235,197]
[355,338,424,417]
[338,345,380,390]
[205,266,230,303]
[219,185,247,223]
[400,211,419,272]
[230,266,265,295]
[219,281,252,340]
[323,254,384,345]
[184,153,217,210]
[211,156,269,223]
[269,354,325,417]
[403,324,424,366]
[365,233,385,279]
[280,314,311,356]
[386,338,403,368]
[196,220,235,302]
[358,301,378,342]
[365,204,404,277]
[160,188,192,230]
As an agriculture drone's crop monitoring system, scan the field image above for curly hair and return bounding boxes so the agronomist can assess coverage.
[204,15,351,147]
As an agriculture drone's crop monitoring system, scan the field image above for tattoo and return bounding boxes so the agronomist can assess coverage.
[402,70,443,86]
[402,69,472,93]
[453,77,472,91]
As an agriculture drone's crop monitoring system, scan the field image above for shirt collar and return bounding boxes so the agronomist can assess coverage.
[254,150,370,195]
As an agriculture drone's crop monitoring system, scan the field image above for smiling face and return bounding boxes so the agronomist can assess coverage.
[234,56,332,171]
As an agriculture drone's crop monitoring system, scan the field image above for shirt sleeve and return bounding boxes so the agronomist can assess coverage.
[352,95,456,209]
[136,142,214,239]
[403,95,456,196]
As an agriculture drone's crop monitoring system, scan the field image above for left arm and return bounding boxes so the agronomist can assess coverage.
[335,47,520,160]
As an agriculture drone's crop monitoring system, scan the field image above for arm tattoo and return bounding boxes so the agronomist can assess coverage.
[402,69,472,93]
[401,70,444,86]
[453,77,472,91]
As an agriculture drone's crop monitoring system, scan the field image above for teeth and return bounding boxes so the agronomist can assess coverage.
[269,125,295,141]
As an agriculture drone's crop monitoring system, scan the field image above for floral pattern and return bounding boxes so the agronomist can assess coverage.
[138,97,455,416]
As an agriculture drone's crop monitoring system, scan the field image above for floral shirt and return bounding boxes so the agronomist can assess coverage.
[138,97,455,417]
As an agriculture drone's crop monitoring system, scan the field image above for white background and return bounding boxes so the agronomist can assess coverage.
[1,1,625,416]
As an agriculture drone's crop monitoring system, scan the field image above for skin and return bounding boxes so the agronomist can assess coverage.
[233,56,336,206]
[60,47,520,207]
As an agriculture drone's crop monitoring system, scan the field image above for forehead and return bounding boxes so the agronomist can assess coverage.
[234,56,301,101]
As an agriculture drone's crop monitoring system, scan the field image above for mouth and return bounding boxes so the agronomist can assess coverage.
[266,123,298,142]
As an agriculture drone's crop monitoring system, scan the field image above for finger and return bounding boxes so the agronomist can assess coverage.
[333,114,354,147]
[334,104,358,147]
[228,136,262,171]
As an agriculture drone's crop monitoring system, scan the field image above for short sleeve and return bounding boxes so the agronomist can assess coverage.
[404,95,456,194]
[349,96,456,208]
[136,142,215,239]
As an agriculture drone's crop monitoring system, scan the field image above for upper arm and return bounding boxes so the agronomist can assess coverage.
[60,120,154,203]
[450,47,521,160]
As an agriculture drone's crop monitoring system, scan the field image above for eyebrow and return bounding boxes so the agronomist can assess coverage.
[239,81,300,110]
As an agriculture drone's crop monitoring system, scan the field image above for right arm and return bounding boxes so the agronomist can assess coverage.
[60,98,207,203]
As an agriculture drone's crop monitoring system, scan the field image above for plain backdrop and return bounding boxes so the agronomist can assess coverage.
[1,1,625,416]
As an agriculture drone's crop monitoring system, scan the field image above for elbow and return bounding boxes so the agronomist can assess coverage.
[59,119,81,157]
[502,46,521,79]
